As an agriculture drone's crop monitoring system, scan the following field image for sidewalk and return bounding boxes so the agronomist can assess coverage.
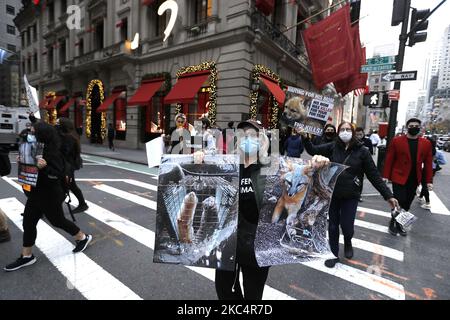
[81,144,148,165]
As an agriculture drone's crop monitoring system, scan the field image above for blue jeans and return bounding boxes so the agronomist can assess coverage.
[328,197,359,257]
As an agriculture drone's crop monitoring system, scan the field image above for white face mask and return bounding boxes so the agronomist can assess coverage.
[339,131,353,143]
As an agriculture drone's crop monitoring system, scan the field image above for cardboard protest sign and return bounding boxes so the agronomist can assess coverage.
[154,154,239,271]
[18,142,44,187]
[255,157,346,267]
[280,86,334,136]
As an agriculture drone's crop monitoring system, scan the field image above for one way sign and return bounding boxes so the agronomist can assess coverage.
[382,71,417,82]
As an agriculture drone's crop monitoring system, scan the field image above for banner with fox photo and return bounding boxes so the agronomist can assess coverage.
[154,154,239,271]
[279,86,335,137]
[255,157,346,267]
[18,141,44,188]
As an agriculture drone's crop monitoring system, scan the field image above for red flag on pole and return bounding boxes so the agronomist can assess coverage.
[333,24,368,96]
[302,4,355,90]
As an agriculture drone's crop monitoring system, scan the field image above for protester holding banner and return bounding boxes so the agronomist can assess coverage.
[4,122,92,272]
[313,124,337,146]
[57,118,88,214]
[303,121,399,268]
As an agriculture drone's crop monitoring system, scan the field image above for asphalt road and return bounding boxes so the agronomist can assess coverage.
[1,153,449,300]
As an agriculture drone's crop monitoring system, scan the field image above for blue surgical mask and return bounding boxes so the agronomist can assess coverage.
[27,134,36,143]
[239,137,260,154]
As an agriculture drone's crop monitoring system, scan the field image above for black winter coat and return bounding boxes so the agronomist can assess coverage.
[304,138,393,200]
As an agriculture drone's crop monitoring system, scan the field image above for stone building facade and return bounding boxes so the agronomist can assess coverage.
[15,0,347,149]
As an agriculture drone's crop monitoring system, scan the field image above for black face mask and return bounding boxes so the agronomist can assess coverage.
[325,132,335,138]
[408,127,420,136]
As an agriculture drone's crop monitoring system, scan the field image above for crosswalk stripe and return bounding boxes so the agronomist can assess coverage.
[123,179,158,192]
[358,207,392,218]
[93,184,157,210]
[0,198,142,300]
[429,191,450,216]
[67,195,294,300]
[300,259,405,300]
[338,236,403,262]
[81,155,158,178]
[355,219,389,234]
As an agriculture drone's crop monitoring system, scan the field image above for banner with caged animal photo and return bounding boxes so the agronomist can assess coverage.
[154,154,240,271]
[279,86,334,136]
[255,157,346,267]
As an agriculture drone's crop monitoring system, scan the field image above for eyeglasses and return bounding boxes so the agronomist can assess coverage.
[339,128,352,132]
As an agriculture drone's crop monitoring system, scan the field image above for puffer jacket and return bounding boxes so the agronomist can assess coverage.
[304,138,393,200]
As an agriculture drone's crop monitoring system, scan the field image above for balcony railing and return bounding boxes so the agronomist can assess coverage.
[186,21,209,39]
[251,11,309,67]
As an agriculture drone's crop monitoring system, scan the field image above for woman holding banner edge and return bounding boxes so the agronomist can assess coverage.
[302,121,399,268]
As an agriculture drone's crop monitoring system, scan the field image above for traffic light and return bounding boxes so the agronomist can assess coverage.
[408,8,430,46]
[391,0,408,26]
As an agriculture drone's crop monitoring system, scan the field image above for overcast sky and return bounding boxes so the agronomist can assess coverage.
[359,0,450,125]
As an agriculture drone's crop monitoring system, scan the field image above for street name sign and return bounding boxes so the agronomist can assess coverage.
[381,71,418,82]
[366,56,396,65]
[361,63,396,73]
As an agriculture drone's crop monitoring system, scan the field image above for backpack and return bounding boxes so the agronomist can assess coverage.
[0,148,11,177]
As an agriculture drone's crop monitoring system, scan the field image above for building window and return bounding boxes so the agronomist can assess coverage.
[7,44,16,52]
[59,39,66,64]
[21,32,25,47]
[194,0,212,24]
[114,97,127,140]
[61,0,67,15]
[27,58,32,75]
[7,25,15,35]
[48,48,54,73]
[6,5,15,15]
[48,2,55,24]
[77,38,84,56]
[33,24,37,42]
[33,53,38,73]
[94,21,104,50]
[27,26,31,44]
[119,18,128,42]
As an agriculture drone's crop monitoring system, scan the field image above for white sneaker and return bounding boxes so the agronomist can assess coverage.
[421,203,431,210]
[418,197,426,204]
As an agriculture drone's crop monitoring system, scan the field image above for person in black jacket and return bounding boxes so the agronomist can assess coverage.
[57,118,88,214]
[0,145,12,243]
[313,123,337,145]
[284,129,304,158]
[355,127,374,155]
[4,122,93,272]
[303,121,399,268]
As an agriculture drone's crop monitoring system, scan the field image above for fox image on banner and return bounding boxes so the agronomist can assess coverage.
[255,157,346,267]
[18,141,44,188]
[280,86,334,136]
[154,154,239,271]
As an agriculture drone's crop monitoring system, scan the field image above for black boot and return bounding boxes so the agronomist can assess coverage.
[325,258,340,268]
[396,221,407,236]
[344,240,353,259]
[72,203,89,214]
[388,218,398,236]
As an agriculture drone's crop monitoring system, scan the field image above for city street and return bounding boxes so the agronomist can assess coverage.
[1,151,449,300]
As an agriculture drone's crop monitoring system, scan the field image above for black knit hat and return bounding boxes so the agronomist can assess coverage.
[406,117,421,126]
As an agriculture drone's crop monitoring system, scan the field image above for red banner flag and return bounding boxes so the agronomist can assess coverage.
[302,4,355,90]
[333,24,368,96]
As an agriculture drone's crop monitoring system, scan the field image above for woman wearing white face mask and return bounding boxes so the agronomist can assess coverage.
[302,121,399,268]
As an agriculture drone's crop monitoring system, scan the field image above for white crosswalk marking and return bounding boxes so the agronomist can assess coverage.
[1,176,408,300]
[429,191,450,215]
[0,198,142,300]
[67,195,295,300]
[93,184,157,210]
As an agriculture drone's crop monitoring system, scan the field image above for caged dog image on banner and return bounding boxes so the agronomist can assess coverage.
[255,157,346,267]
[154,154,239,271]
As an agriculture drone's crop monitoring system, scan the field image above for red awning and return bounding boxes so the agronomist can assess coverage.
[164,71,210,104]
[260,75,286,105]
[47,96,65,110]
[96,92,122,113]
[128,78,165,106]
[256,0,275,16]
[59,97,77,113]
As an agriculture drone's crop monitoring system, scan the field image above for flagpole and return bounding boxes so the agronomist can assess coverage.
[283,0,348,33]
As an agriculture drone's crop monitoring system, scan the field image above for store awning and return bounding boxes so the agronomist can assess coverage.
[260,75,286,105]
[128,78,165,106]
[59,97,77,113]
[164,71,210,104]
[47,96,65,110]
[96,92,122,113]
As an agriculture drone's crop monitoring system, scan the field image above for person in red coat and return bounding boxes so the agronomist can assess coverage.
[383,118,433,236]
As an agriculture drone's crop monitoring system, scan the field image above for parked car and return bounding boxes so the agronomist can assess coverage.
[437,136,450,150]
[444,141,450,152]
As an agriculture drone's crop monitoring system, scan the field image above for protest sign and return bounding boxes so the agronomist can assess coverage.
[24,75,41,119]
[255,157,346,267]
[279,86,334,136]
[154,154,239,271]
[18,141,44,187]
